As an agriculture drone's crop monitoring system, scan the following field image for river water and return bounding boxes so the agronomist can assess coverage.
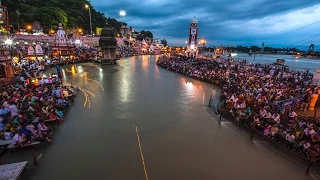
[12,55,318,180]
[235,53,320,72]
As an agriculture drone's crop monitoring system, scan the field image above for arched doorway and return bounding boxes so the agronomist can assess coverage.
[0,64,6,78]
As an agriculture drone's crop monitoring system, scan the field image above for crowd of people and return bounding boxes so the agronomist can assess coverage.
[117,45,136,58]
[157,55,320,163]
[0,65,75,147]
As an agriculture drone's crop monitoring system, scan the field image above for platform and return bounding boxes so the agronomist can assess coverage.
[0,161,28,180]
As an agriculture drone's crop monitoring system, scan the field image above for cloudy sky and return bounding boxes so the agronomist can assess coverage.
[91,0,320,47]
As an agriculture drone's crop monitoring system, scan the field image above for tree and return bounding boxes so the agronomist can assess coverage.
[136,30,153,41]
[161,39,167,46]
[32,7,68,32]
[2,0,154,36]
[144,31,153,39]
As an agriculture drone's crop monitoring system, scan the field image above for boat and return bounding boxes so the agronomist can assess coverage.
[273,59,285,66]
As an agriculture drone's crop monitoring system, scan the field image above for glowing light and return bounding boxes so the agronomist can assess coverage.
[190,44,195,49]
[85,4,89,8]
[83,75,104,91]
[63,82,94,109]
[199,39,207,45]
[65,68,72,73]
[4,39,12,45]
[186,82,193,88]
[120,10,126,17]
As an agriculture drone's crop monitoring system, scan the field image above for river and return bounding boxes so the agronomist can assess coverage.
[8,55,317,180]
[234,53,320,72]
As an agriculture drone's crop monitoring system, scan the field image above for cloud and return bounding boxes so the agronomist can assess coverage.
[91,0,320,47]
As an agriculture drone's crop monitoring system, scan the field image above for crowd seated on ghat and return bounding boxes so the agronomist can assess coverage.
[0,71,74,148]
[157,55,320,164]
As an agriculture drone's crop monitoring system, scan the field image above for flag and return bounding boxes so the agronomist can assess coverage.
[96,27,102,36]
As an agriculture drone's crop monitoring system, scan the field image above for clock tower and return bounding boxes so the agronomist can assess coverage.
[185,17,199,57]
[189,17,198,47]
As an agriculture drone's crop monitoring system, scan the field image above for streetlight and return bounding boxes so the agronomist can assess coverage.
[78,28,83,34]
[119,10,126,38]
[85,4,93,45]
[119,10,126,25]
[26,25,32,33]
[4,38,12,45]
[50,29,55,35]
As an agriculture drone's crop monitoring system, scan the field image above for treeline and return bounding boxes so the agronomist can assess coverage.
[229,46,302,53]
[3,0,154,37]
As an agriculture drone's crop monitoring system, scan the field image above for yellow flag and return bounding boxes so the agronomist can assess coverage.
[96,27,102,35]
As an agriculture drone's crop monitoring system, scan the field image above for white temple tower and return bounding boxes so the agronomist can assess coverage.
[185,17,199,57]
[51,23,75,57]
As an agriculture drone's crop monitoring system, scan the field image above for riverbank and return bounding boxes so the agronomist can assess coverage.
[0,64,79,179]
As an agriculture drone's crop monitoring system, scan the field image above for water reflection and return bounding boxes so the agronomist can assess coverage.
[62,69,66,79]
[77,65,84,74]
[182,78,203,91]
[142,55,149,71]
[119,68,132,103]
[130,56,136,72]
[71,65,77,74]
[99,67,103,81]
[186,81,193,90]
[236,53,320,72]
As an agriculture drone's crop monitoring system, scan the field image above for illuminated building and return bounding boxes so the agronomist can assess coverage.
[185,17,199,57]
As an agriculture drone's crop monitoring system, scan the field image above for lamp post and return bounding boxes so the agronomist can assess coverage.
[16,9,20,32]
[119,10,126,26]
[119,10,126,38]
[85,4,93,45]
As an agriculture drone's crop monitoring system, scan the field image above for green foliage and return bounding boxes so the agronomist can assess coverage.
[161,39,167,46]
[1,0,117,34]
[232,46,301,53]
[3,0,154,36]
[32,7,67,31]
[136,30,154,41]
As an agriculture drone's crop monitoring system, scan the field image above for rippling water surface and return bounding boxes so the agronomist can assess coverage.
[235,53,320,72]
[16,55,317,180]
